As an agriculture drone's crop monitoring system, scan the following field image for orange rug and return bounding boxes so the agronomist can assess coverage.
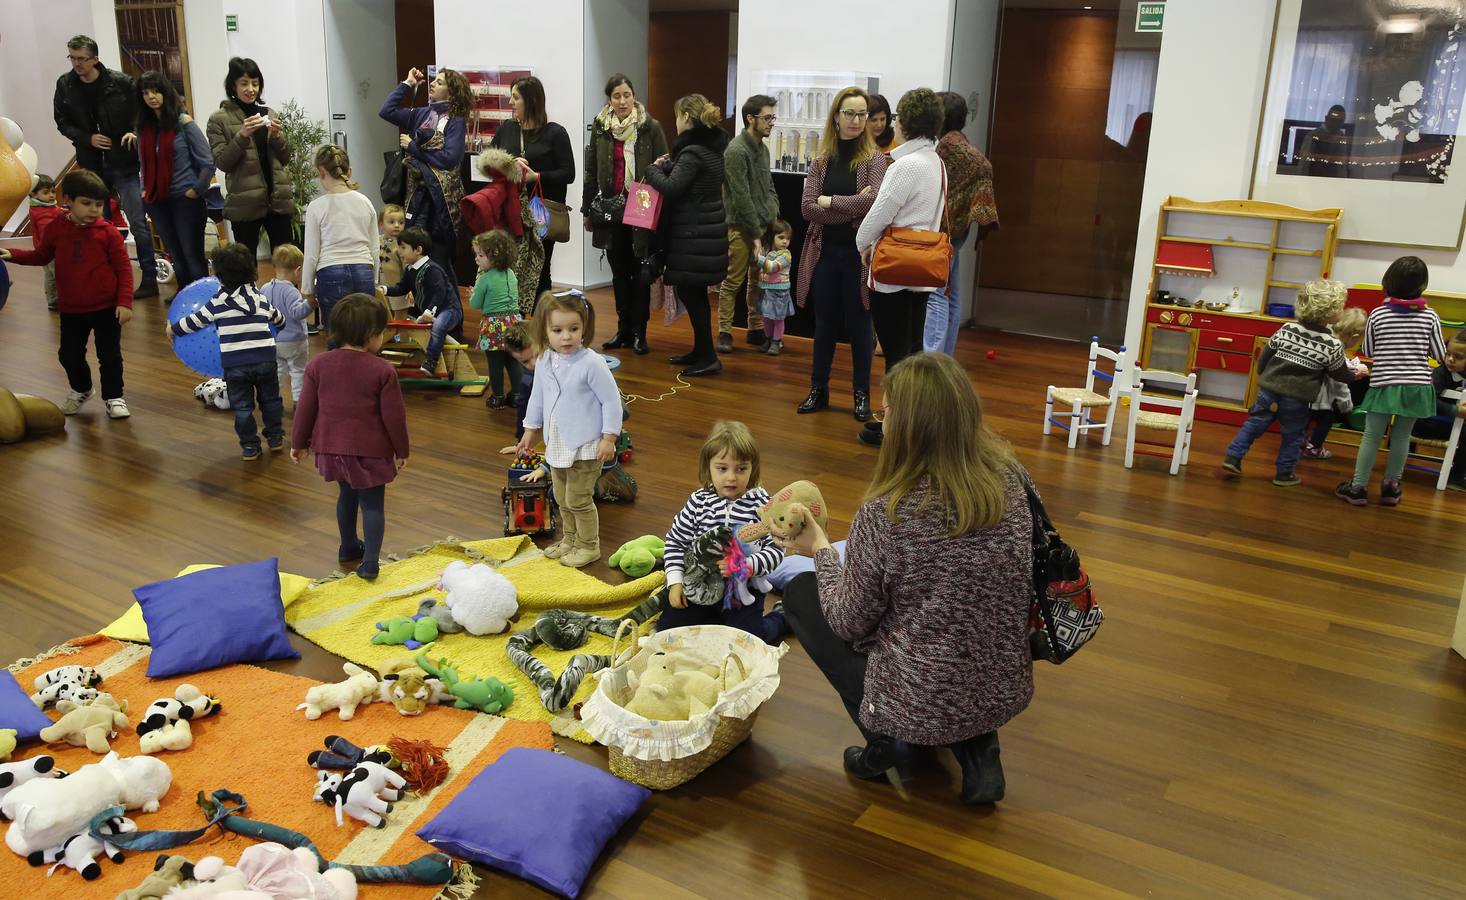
[5,636,553,899]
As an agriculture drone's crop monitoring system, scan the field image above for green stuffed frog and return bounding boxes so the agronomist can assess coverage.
[608,535,665,578]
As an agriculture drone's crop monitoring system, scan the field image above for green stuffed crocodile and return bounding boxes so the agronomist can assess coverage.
[414,652,515,714]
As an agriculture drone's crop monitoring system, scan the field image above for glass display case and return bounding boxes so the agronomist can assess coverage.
[762,70,880,173]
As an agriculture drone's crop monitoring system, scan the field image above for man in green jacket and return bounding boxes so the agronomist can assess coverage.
[718,94,779,353]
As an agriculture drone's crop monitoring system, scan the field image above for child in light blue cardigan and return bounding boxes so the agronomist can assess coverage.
[516,291,623,568]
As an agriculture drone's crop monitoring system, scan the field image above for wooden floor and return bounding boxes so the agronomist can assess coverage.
[2,259,1466,898]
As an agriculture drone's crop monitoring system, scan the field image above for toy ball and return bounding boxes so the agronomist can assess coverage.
[168,277,224,377]
[986,350,997,360]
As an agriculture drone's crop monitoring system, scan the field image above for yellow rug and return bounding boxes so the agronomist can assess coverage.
[285,536,664,742]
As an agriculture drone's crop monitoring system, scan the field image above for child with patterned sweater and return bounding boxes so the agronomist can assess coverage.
[1223,279,1365,486]
[757,219,794,356]
[659,421,788,644]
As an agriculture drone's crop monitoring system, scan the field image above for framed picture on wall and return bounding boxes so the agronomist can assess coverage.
[1249,0,1466,249]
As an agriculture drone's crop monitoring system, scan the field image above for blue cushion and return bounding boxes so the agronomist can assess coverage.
[417,747,648,898]
[767,540,845,591]
[134,558,299,678]
[0,671,55,741]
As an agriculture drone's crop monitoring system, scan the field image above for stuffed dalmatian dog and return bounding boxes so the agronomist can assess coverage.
[0,756,62,816]
[27,814,134,880]
[312,760,406,828]
[193,378,229,411]
[135,684,220,737]
[30,666,103,710]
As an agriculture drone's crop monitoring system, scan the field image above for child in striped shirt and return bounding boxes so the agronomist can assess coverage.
[171,243,286,459]
[1337,256,1447,506]
[659,420,788,644]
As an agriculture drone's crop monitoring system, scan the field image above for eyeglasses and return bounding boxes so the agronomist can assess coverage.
[67,54,95,63]
[755,114,777,123]
[839,110,870,120]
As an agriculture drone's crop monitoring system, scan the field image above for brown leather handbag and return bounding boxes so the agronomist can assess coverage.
[868,158,951,289]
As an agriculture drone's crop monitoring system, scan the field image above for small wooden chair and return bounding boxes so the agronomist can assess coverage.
[1405,388,1465,490]
[1044,338,1129,448]
[1124,368,1198,476]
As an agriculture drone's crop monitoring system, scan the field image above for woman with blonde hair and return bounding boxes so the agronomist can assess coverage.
[775,352,1035,806]
[795,86,889,421]
[380,66,473,280]
[302,144,379,337]
[643,93,730,376]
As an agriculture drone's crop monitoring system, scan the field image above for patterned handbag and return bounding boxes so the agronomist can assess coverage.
[1024,479,1102,664]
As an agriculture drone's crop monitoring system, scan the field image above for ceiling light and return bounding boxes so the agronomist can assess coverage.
[1382,16,1424,33]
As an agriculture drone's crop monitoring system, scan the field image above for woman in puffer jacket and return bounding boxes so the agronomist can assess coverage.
[642,94,729,377]
[207,57,292,259]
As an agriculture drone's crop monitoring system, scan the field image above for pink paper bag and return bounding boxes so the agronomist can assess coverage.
[623,180,662,231]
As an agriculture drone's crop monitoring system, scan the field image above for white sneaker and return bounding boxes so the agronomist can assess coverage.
[61,391,91,416]
[105,398,131,419]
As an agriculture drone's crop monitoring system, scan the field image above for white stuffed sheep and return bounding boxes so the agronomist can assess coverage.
[438,560,518,635]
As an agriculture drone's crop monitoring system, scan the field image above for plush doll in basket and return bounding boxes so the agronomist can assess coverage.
[658,422,789,645]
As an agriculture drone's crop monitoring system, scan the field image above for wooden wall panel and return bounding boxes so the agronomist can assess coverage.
[647,12,731,133]
[981,10,1147,301]
[395,0,436,97]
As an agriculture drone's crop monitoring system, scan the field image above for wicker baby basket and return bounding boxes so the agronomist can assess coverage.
[580,622,786,790]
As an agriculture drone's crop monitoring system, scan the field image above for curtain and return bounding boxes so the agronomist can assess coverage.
[1104,50,1159,146]
[1283,29,1367,122]
[1423,24,1466,135]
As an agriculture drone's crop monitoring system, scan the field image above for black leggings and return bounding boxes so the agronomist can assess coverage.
[677,284,716,366]
[780,572,878,742]
[869,289,928,382]
[228,212,294,261]
[487,350,525,398]
[608,225,649,337]
[336,482,386,566]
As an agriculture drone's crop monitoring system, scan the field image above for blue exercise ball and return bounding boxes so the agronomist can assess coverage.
[168,276,223,378]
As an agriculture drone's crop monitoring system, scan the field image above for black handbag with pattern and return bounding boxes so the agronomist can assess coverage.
[1024,480,1102,664]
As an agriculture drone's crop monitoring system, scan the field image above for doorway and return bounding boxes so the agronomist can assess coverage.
[322,0,401,209]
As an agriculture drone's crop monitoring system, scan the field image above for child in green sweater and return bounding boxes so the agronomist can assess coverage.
[471,229,523,409]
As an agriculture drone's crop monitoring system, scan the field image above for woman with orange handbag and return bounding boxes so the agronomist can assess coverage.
[854,88,951,447]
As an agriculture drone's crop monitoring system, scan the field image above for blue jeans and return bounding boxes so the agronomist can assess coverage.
[424,307,463,369]
[225,360,284,451]
[1226,387,1311,473]
[923,251,963,355]
[146,194,207,288]
[103,166,155,280]
[314,263,375,343]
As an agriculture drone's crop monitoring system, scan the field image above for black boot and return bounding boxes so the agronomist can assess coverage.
[949,731,1005,805]
[632,329,649,355]
[602,332,630,350]
[843,737,914,781]
[797,386,829,414]
[853,390,871,422]
[132,275,159,299]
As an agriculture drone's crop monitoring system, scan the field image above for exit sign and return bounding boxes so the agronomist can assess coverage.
[1136,2,1164,32]
[225,14,238,32]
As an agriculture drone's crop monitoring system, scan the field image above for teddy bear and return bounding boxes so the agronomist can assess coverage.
[737,480,827,543]
[438,560,518,635]
[140,720,193,755]
[3,751,171,856]
[40,694,129,753]
[115,854,196,900]
[298,664,378,721]
[608,535,665,578]
[624,651,721,721]
[137,684,220,737]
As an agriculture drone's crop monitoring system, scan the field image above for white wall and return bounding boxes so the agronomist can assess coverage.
[1124,0,1466,353]
[736,0,955,114]
[182,0,228,122]
[0,0,116,232]
[323,0,400,201]
[583,0,650,288]
[218,0,330,126]
[435,0,592,287]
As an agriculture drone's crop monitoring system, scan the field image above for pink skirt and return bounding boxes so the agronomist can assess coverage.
[316,452,397,489]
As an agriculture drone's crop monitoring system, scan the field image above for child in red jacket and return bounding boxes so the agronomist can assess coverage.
[2,170,135,418]
[26,175,63,311]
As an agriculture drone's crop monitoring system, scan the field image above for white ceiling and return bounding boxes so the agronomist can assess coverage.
[649,0,739,11]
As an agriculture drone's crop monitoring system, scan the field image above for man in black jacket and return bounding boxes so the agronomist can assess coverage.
[53,35,158,299]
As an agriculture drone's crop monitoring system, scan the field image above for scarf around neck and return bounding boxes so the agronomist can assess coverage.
[140,117,177,203]
[1386,296,1429,310]
[597,102,646,191]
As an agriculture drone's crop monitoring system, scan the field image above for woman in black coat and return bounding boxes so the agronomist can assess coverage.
[492,75,574,296]
[642,94,729,377]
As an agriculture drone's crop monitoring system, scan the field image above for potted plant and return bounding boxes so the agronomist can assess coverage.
[273,99,327,244]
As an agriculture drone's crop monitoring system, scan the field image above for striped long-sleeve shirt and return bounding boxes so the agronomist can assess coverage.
[664,487,783,587]
[1363,301,1447,388]
[172,283,285,369]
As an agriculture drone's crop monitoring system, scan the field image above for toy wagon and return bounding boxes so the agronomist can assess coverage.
[504,451,557,536]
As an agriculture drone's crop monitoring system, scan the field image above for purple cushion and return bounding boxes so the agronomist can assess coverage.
[0,671,54,741]
[134,558,299,678]
[417,748,648,898]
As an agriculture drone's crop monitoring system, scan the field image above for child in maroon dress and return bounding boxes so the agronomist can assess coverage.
[290,293,410,579]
